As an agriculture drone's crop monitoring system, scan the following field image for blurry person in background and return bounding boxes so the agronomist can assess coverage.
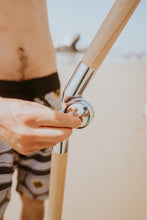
[0,1,81,220]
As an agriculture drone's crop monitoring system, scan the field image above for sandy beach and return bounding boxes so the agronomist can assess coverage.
[4,55,146,220]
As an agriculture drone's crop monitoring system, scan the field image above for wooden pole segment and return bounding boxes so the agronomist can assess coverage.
[82,0,141,70]
[48,152,68,220]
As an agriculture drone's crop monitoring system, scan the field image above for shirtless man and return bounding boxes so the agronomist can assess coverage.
[0,1,81,219]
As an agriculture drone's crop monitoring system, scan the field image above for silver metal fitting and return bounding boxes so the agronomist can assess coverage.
[53,97,94,154]
[63,62,96,102]
[64,97,94,129]
[53,140,69,154]
[53,62,96,154]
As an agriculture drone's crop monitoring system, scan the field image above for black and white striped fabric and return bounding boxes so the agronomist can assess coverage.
[0,141,53,215]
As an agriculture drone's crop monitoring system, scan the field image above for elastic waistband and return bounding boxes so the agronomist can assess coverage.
[0,72,60,101]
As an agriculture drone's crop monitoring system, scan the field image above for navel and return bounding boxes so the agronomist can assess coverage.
[18,47,28,80]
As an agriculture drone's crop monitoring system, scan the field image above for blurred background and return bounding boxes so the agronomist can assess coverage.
[5,0,146,219]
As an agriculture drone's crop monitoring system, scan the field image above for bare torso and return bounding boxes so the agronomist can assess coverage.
[0,0,56,81]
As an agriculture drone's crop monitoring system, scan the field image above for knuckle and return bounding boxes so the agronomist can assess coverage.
[74,118,82,128]
[55,112,64,124]
[16,143,36,155]
[69,116,81,128]
[20,150,30,155]
[23,114,36,125]
[12,127,30,142]
[19,150,27,155]
[17,132,27,141]
[22,152,30,155]
[16,143,27,155]
[14,111,32,123]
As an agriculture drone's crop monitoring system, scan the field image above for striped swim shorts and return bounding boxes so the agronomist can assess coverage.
[0,72,61,218]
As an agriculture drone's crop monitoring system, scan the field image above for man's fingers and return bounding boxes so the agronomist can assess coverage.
[33,127,73,143]
[38,110,81,128]
[26,109,81,128]
[17,142,56,155]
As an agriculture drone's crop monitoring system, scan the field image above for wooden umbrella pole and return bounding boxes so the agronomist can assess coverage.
[48,151,68,220]
[48,0,141,220]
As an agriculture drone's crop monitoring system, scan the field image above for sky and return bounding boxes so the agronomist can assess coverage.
[47,0,146,54]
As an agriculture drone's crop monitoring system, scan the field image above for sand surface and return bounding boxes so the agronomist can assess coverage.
[4,58,146,220]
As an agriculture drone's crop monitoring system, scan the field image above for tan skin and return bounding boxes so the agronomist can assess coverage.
[0,0,56,80]
[0,1,81,219]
